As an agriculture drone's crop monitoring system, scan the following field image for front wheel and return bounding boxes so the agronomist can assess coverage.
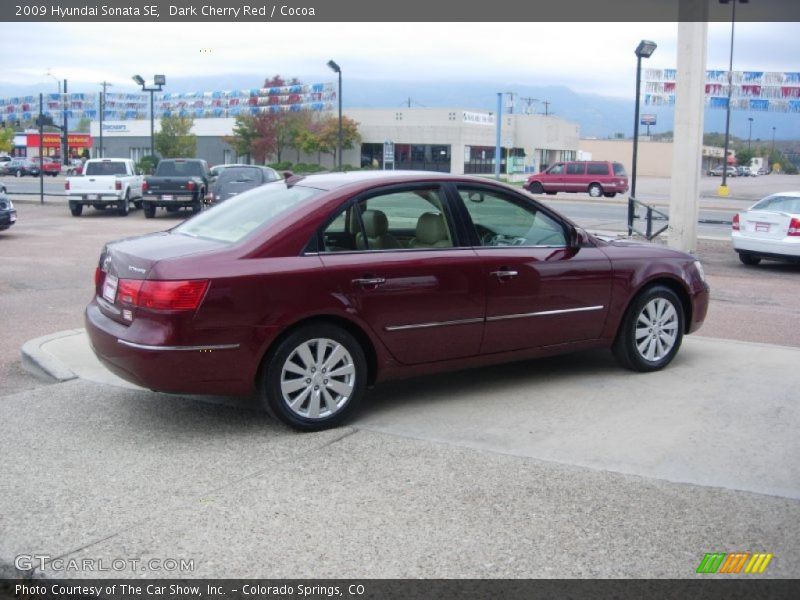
[69,202,83,217]
[613,285,684,372]
[588,183,603,198]
[528,182,544,194]
[260,324,367,431]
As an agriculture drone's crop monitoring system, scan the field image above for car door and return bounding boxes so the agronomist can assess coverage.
[565,162,586,192]
[317,183,486,365]
[452,184,613,354]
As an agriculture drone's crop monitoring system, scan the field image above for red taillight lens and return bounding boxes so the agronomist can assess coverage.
[65,180,70,191]
[117,279,209,311]
[187,181,196,191]
[732,214,740,231]
[115,180,122,191]
[94,267,105,288]
[789,218,800,237]
[142,181,148,192]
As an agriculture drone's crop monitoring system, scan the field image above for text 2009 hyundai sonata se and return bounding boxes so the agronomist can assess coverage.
[86,171,709,430]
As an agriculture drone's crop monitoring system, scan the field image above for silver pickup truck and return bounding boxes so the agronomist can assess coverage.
[65,158,144,217]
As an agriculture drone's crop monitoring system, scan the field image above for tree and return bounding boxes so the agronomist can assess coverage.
[74,117,91,133]
[0,127,14,155]
[154,116,196,158]
[226,114,258,162]
[317,115,361,167]
[735,148,755,167]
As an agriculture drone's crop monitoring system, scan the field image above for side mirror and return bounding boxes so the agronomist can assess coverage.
[569,226,587,249]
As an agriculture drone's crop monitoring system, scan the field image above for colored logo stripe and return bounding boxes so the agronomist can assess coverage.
[697,552,773,574]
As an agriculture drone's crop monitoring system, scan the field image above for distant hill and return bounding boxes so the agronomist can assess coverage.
[1,75,796,141]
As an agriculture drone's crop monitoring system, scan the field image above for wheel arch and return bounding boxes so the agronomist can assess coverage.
[629,276,693,334]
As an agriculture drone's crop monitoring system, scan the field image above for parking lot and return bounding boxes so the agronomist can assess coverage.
[1,180,799,578]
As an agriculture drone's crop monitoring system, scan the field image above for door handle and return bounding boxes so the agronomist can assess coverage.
[490,270,519,279]
[352,277,386,287]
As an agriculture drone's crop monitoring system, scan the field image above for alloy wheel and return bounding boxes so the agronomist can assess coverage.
[634,297,679,362]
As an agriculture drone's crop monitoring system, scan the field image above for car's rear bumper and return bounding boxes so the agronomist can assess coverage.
[732,233,800,258]
[85,299,268,395]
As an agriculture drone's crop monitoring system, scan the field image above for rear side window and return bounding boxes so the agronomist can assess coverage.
[587,163,609,175]
[566,163,585,175]
[613,163,627,176]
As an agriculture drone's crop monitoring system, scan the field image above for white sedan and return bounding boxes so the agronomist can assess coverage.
[732,191,800,265]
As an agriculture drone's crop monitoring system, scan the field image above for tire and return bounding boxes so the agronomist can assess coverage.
[613,285,684,372]
[15,170,22,178]
[545,190,557,195]
[738,252,761,266]
[69,202,83,217]
[604,192,616,198]
[119,191,130,216]
[191,192,203,214]
[588,183,603,198]
[134,200,143,210]
[260,323,367,431]
[143,203,156,219]
[528,182,544,194]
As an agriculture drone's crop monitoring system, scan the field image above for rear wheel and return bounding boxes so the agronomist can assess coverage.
[738,252,761,266]
[15,170,22,178]
[69,202,83,217]
[528,182,544,194]
[134,200,143,209]
[143,203,156,219]
[119,191,130,216]
[260,324,367,431]
[588,183,603,198]
[191,192,203,214]
[613,285,684,372]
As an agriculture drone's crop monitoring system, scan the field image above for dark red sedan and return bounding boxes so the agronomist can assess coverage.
[86,171,709,430]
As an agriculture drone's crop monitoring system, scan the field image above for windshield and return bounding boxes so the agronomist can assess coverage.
[156,160,205,177]
[751,195,800,213]
[173,182,321,243]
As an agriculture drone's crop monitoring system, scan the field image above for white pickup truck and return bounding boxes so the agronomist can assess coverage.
[65,158,144,217]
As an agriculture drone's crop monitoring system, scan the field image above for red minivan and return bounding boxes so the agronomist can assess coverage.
[524,161,629,198]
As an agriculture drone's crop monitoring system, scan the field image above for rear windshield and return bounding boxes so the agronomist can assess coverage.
[218,167,262,184]
[613,163,627,176]
[173,182,321,243]
[85,161,128,176]
[156,160,205,177]
[751,195,800,213]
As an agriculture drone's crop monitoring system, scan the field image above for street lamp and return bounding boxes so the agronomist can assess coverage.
[327,60,342,169]
[46,71,68,164]
[747,117,753,151]
[719,0,748,194]
[771,126,776,155]
[132,74,166,160]
[628,39,657,236]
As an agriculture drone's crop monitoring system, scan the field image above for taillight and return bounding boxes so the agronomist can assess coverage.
[115,180,122,191]
[732,214,740,231]
[142,181,148,192]
[65,180,70,191]
[117,279,209,311]
[94,267,105,288]
[789,218,800,236]
[187,181,196,191]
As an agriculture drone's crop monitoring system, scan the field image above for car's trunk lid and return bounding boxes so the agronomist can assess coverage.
[740,210,795,240]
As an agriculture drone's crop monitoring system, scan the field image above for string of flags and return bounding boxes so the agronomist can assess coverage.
[0,83,336,124]
[643,69,800,112]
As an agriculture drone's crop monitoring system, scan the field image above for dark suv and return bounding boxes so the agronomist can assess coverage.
[524,161,629,198]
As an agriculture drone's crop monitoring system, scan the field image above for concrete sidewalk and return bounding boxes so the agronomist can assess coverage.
[6,329,800,578]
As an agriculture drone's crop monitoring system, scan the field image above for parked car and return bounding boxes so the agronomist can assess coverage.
[524,161,628,198]
[732,191,800,265]
[206,165,281,204]
[65,158,144,216]
[736,166,752,177]
[142,158,210,218]
[1,158,40,177]
[63,159,84,176]
[86,171,709,431]
[29,156,62,177]
[709,165,737,177]
[0,156,12,170]
[758,167,770,176]
[0,191,16,231]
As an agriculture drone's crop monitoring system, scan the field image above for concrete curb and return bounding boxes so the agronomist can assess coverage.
[20,329,82,383]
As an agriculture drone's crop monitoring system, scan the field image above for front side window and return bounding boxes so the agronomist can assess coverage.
[320,187,454,252]
[547,163,565,175]
[459,188,567,247]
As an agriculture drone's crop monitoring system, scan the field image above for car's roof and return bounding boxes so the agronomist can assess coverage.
[761,191,800,199]
[292,170,502,192]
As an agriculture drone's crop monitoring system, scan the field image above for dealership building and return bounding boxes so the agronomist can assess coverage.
[89,108,581,175]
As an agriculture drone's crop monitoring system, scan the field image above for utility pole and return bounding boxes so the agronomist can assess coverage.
[99,81,113,158]
[519,97,538,115]
[63,79,69,163]
[542,100,551,116]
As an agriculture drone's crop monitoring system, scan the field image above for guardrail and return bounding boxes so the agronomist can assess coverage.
[629,196,668,240]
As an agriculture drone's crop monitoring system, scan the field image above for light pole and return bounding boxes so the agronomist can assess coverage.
[719,0,748,194]
[99,81,113,158]
[771,126,776,155]
[747,117,753,151]
[628,39,657,236]
[46,71,68,164]
[327,60,342,169]
[133,74,166,161]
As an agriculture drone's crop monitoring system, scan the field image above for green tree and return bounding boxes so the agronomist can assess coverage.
[735,148,755,167]
[154,116,196,158]
[74,117,91,133]
[0,127,14,154]
[317,115,361,167]
[226,114,258,162]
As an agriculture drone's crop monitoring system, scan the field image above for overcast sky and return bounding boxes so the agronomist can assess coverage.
[2,22,799,97]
